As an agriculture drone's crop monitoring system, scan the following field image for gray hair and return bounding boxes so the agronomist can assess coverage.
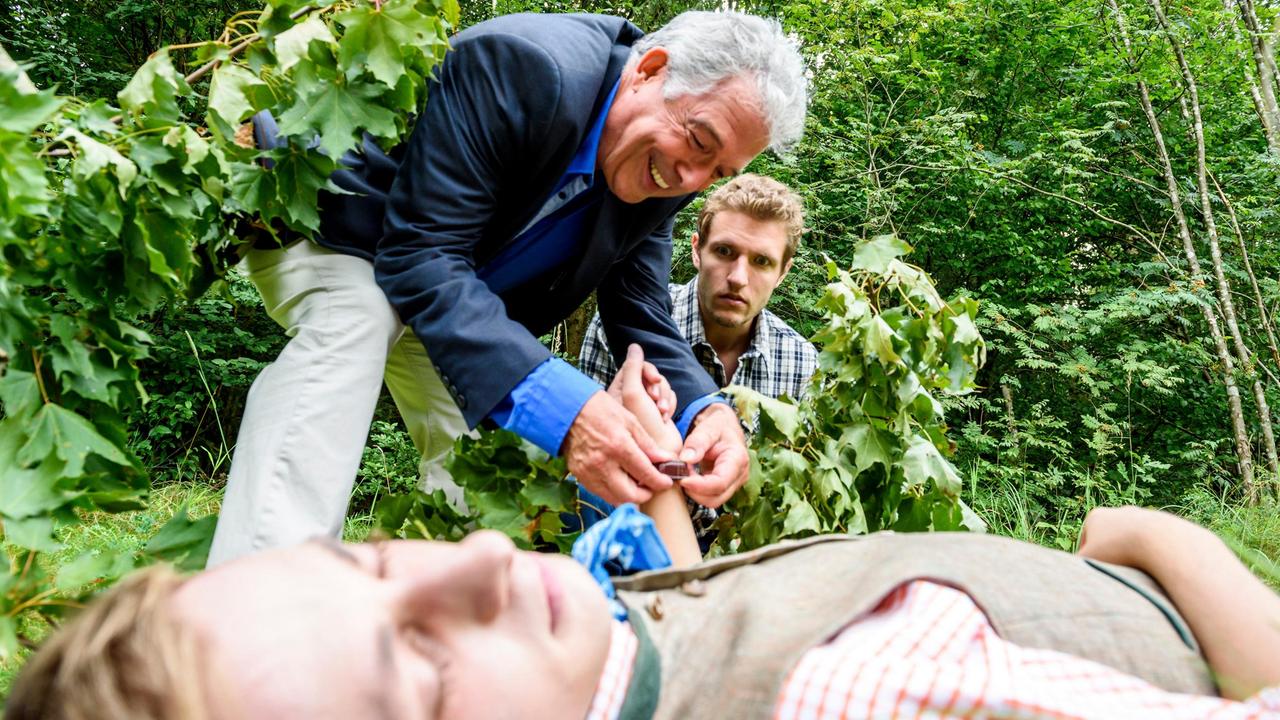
[630,11,808,154]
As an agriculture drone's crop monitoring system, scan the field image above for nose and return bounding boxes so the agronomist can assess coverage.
[394,531,515,624]
[726,257,749,288]
[675,157,717,192]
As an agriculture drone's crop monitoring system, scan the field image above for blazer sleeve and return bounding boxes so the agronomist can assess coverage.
[373,32,566,427]
[596,211,720,416]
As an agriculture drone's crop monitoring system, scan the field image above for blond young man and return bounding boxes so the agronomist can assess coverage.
[580,174,817,402]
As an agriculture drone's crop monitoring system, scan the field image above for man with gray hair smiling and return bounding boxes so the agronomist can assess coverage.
[209,10,809,564]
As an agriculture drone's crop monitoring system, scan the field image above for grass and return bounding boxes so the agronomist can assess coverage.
[969,478,1280,592]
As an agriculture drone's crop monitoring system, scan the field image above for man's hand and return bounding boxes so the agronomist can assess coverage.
[562,391,675,506]
[677,402,749,508]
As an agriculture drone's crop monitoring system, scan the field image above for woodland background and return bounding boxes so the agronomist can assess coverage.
[2,0,1280,690]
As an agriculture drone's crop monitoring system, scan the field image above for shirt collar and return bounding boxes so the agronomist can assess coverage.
[584,620,639,720]
[568,79,621,180]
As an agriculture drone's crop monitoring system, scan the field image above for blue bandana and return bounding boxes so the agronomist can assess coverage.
[571,504,673,620]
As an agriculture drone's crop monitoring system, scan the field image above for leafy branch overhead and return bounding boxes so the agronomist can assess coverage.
[0,0,456,659]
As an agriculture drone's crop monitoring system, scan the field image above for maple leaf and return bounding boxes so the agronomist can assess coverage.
[277,79,398,161]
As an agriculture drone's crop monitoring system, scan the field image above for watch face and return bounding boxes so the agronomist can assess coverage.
[656,460,692,478]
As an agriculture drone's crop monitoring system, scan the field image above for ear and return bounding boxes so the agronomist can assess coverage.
[777,256,794,285]
[634,47,670,83]
[690,232,702,270]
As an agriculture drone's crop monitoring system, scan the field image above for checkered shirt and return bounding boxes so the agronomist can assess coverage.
[579,278,818,400]
[585,580,1280,720]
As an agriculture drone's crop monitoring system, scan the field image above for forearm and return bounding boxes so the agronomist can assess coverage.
[1133,516,1280,699]
[631,380,701,566]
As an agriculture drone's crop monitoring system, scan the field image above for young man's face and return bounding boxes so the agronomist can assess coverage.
[692,209,793,334]
[598,48,770,204]
[173,532,611,720]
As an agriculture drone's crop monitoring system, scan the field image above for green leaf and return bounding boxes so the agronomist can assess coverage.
[117,50,188,121]
[144,505,216,571]
[0,45,37,93]
[61,129,138,197]
[0,134,54,222]
[276,79,399,160]
[336,0,443,88]
[842,424,893,477]
[467,490,528,545]
[519,474,575,511]
[0,615,18,661]
[851,234,911,274]
[899,435,961,494]
[861,315,901,363]
[0,419,76,517]
[0,369,42,420]
[781,486,820,536]
[0,71,63,134]
[731,385,802,442]
[207,64,265,134]
[4,515,61,552]
[274,15,336,73]
[56,549,135,591]
[16,404,131,477]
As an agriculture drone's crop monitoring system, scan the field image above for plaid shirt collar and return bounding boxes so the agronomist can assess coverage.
[671,278,773,376]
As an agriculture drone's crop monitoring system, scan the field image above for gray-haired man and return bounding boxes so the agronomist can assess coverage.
[210,12,809,563]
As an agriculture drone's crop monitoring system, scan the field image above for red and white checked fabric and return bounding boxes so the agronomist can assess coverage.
[586,581,1280,720]
[586,620,638,720]
[773,580,1280,720]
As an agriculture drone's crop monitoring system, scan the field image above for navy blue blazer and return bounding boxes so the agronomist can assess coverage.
[313,13,719,428]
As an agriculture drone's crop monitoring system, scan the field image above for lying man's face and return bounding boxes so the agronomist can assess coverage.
[173,531,611,720]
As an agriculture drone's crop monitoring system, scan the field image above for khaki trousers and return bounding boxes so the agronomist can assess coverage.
[207,240,470,567]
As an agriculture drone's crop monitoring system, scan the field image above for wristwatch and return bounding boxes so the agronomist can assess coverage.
[655,460,692,479]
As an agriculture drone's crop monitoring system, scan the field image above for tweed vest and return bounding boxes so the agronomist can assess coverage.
[613,532,1215,719]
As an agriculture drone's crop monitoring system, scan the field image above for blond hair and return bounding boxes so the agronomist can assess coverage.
[6,566,212,720]
[696,174,805,263]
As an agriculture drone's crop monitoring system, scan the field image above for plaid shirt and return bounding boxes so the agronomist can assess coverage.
[579,278,818,400]
[586,580,1280,720]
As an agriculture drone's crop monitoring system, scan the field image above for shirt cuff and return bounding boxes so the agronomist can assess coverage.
[487,358,602,456]
[674,393,730,438]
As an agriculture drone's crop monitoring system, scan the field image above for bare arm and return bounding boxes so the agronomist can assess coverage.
[1078,506,1280,700]
[609,345,702,567]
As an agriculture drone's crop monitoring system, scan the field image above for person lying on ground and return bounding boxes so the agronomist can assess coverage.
[8,359,1280,719]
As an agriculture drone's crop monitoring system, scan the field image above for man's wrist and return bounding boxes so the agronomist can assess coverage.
[674,393,731,437]
[692,400,736,428]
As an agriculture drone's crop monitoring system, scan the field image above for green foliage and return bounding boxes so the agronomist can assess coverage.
[127,273,283,485]
[350,419,423,515]
[0,0,453,657]
[373,430,576,552]
[715,236,986,550]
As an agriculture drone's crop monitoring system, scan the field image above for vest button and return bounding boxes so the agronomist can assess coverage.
[679,579,706,598]
[645,595,664,621]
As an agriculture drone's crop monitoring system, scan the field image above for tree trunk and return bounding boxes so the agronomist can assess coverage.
[561,295,599,365]
[1210,170,1280,379]
[1107,0,1260,501]
[1237,0,1280,151]
[1148,0,1278,497]
[1228,0,1280,150]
